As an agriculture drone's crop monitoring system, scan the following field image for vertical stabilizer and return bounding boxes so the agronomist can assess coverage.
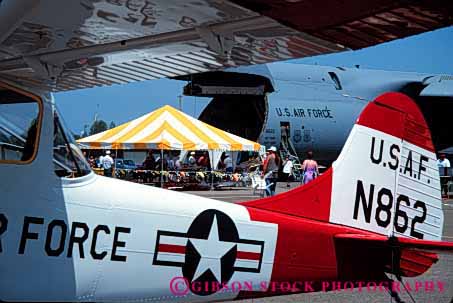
[330,92,443,240]
[242,93,443,241]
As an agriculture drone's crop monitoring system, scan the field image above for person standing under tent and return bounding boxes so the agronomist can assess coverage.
[197,151,210,170]
[102,150,114,177]
[142,151,156,170]
[142,151,156,184]
[188,151,197,168]
[224,153,234,173]
[167,153,175,171]
[175,155,182,171]
[88,155,96,168]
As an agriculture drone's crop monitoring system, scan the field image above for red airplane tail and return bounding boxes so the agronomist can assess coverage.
[241,93,453,298]
[242,92,444,241]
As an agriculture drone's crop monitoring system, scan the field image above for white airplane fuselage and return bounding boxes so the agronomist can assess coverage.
[0,84,278,301]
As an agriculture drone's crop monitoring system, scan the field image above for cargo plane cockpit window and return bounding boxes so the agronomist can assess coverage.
[0,86,41,163]
[53,108,91,178]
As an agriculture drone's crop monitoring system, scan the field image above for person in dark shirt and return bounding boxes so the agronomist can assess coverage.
[142,151,156,170]
[263,146,280,196]
[197,151,210,170]
[142,151,156,183]
[88,155,96,168]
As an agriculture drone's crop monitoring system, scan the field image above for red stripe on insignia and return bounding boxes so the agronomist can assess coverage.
[237,251,261,260]
[158,244,186,254]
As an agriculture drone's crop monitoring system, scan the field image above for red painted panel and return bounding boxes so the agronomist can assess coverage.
[400,250,438,277]
[358,92,434,152]
[356,94,405,140]
[247,207,340,282]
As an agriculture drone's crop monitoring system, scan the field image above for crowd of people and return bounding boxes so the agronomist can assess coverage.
[84,150,114,176]
[82,147,452,199]
[141,150,217,172]
[83,149,252,186]
[261,146,319,197]
[83,147,321,194]
[261,150,451,198]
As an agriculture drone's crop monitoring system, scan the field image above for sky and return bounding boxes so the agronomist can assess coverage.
[55,26,453,136]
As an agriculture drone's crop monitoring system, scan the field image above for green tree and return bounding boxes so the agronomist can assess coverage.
[89,120,108,135]
[109,121,116,129]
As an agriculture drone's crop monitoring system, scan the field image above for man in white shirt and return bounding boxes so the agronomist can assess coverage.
[188,151,197,168]
[102,150,114,177]
[224,153,233,173]
[282,155,294,187]
[175,157,182,170]
[437,153,451,169]
[437,153,451,197]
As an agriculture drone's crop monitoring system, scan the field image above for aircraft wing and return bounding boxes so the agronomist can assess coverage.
[420,75,453,97]
[335,233,453,253]
[0,0,451,92]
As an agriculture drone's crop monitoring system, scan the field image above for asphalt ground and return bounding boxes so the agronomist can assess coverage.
[184,182,453,303]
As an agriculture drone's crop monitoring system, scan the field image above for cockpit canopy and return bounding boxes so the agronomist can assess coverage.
[0,83,91,178]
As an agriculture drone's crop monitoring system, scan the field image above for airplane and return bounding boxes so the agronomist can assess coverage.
[178,62,453,165]
[3,81,453,302]
[1,0,453,302]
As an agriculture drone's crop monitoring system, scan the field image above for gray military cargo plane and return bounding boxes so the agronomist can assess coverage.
[180,63,453,164]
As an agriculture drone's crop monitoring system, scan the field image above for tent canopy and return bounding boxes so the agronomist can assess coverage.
[78,105,263,152]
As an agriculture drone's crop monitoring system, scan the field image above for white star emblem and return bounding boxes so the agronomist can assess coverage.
[189,215,236,282]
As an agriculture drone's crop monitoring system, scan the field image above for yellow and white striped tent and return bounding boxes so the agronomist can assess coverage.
[77,105,263,152]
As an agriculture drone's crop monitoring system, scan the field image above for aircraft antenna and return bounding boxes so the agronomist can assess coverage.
[397,276,417,303]
[94,103,100,122]
[193,96,197,116]
[386,281,405,303]
[178,95,183,111]
[388,236,417,303]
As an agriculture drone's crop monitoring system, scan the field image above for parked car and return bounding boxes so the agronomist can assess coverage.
[115,158,136,170]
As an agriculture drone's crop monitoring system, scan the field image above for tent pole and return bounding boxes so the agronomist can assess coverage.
[211,170,214,191]
[210,150,214,191]
[114,148,117,178]
[160,148,163,188]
